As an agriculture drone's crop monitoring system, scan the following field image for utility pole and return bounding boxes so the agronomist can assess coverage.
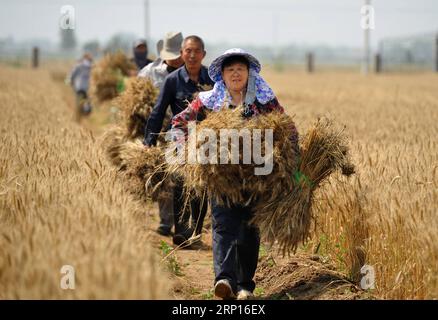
[435,33,438,72]
[361,0,372,75]
[375,40,382,73]
[144,0,150,45]
[32,47,39,68]
[272,12,279,64]
[306,52,314,73]
[374,53,381,73]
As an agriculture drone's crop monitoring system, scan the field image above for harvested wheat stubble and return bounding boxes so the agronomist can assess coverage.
[90,51,136,104]
[167,108,354,254]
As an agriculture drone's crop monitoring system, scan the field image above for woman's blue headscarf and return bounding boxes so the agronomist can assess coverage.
[198,48,275,111]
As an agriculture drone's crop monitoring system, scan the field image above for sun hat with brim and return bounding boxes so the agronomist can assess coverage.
[200,48,274,111]
[160,31,183,61]
[208,48,261,82]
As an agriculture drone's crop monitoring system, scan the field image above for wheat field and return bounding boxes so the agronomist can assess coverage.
[0,65,169,299]
[263,68,438,299]
[0,63,437,299]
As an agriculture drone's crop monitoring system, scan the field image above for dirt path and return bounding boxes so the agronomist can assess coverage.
[145,206,369,300]
[53,72,371,300]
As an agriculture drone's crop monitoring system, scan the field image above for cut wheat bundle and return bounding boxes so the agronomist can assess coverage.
[90,51,136,104]
[166,107,354,253]
[116,77,159,139]
[252,117,355,254]
[167,107,300,206]
[118,140,173,202]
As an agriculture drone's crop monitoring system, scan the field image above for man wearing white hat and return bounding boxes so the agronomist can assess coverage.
[138,31,184,89]
[137,32,184,236]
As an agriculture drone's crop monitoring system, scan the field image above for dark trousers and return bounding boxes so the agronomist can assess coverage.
[173,181,207,236]
[158,191,174,230]
[211,200,260,293]
[75,90,91,117]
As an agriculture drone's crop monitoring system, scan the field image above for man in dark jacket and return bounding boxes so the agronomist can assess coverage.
[143,35,214,248]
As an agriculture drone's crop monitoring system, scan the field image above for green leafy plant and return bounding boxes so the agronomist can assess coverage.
[159,240,183,276]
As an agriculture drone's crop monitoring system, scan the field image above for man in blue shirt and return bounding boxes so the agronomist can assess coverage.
[144,35,214,247]
[144,36,213,146]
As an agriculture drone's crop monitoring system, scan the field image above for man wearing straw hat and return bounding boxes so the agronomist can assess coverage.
[138,31,184,90]
[144,35,214,248]
[138,32,184,237]
[171,48,284,299]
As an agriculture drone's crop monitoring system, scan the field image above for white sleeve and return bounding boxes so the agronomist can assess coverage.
[137,64,151,78]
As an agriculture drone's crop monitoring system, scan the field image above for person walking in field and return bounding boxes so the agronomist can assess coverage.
[138,31,184,90]
[137,31,185,237]
[68,52,93,119]
[171,48,296,299]
[131,39,153,72]
[143,35,214,248]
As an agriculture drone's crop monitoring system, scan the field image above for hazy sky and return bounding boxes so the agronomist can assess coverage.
[1,0,437,48]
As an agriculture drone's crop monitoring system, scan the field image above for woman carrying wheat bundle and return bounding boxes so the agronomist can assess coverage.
[170,48,299,300]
